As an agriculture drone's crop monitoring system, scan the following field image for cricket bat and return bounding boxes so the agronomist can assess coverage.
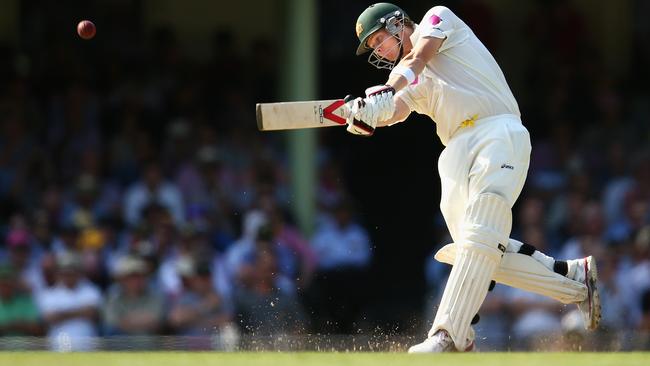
[256,99,351,131]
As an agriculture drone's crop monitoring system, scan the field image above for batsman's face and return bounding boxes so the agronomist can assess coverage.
[367,30,400,61]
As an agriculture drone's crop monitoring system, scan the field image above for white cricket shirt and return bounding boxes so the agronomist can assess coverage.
[396,6,520,146]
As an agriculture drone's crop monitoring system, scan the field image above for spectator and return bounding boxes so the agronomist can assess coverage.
[157,223,213,297]
[37,252,102,351]
[306,199,372,333]
[50,225,80,257]
[316,160,347,214]
[103,255,165,337]
[123,161,184,227]
[2,228,43,293]
[558,201,607,260]
[310,199,372,272]
[0,263,42,337]
[234,244,307,339]
[512,196,549,246]
[234,224,295,292]
[168,258,236,349]
[607,180,650,244]
[620,226,650,327]
[60,174,103,230]
[266,206,317,288]
[174,144,229,238]
[76,227,110,288]
[38,253,58,291]
[223,210,267,284]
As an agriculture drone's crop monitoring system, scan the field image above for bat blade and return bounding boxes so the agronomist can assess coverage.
[256,99,350,131]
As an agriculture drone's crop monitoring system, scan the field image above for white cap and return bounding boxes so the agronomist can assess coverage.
[113,256,148,277]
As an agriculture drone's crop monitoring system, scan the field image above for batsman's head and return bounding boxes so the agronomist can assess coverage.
[355,2,411,70]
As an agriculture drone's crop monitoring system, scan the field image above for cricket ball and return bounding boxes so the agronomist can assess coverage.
[77,20,96,40]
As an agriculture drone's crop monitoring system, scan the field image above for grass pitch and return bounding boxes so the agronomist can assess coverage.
[1,352,648,366]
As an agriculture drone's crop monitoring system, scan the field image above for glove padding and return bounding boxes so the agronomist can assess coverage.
[346,85,396,136]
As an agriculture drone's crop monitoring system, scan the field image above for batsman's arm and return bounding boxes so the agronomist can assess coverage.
[377,96,410,127]
[386,36,444,92]
[350,36,442,132]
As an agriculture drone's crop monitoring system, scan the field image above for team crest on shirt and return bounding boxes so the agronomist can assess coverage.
[429,14,442,25]
[356,22,363,37]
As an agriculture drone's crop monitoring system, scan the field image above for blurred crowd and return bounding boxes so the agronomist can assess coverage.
[0,20,373,351]
[0,0,649,352]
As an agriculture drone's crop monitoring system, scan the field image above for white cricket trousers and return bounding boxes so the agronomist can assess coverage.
[438,114,531,242]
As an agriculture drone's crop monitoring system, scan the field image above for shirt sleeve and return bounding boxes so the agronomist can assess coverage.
[395,77,433,116]
[79,283,102,308]
[36,290,55,315]
[417,6,470,53]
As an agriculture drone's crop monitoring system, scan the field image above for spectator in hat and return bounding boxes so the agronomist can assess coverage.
[36,251,102,351]
[168,258,233,338]
[103,255,165,336]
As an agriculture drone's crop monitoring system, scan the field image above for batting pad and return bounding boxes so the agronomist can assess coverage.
[430,193,511,350]
[430,247,498,350]
[435,243,588,304]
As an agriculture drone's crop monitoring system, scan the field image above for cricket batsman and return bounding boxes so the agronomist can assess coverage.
[347,3,601,352]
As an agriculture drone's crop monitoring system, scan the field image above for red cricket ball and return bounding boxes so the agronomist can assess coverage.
[77,20,96,40]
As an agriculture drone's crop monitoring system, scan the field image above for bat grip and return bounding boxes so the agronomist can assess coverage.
[343,95,358,118]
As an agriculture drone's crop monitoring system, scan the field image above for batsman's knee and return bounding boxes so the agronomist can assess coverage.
[459,193,512,260]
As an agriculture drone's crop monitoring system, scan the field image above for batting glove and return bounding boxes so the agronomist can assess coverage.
[346,96,375,136]
[345,85,396,136]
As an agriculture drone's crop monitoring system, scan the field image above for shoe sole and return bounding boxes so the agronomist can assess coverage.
[585,256,601,330]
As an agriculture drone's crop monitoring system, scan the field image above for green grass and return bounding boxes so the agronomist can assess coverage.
[0,352,648,366]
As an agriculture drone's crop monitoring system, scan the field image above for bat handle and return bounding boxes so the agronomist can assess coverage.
[343,95,358,118]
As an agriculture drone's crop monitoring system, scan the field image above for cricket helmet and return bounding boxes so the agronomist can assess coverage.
[355,3,410,56]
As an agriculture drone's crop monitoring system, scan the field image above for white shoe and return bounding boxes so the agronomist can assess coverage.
[573,256,601,330]
[408,330,474,353]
